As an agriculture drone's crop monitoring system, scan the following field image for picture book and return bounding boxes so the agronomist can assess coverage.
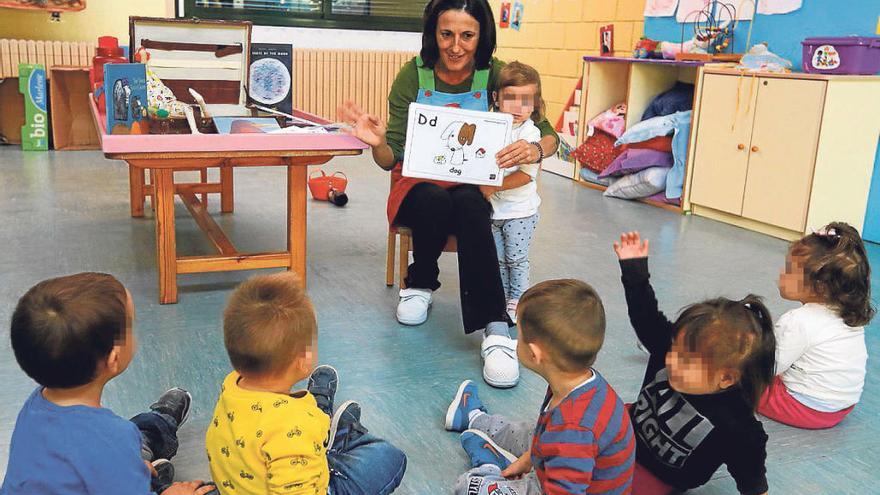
[104,63,148,135]
[248,43,293,116]
[213,116,282,134]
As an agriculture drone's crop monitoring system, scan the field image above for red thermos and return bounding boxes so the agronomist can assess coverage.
[90,36,127,113]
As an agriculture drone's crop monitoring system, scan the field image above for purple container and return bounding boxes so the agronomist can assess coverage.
[802,36,880,75]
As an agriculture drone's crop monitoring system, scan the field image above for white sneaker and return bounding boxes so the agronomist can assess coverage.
[506,299,519,324]
[396,288,432,325]
[481,335,519,388]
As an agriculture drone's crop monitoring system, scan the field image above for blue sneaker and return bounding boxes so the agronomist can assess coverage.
[308,365,339,416]
[460,429,517,469]
[445,380,486,432]
[328,400,367,450]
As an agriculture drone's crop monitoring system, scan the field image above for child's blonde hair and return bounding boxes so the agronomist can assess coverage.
[223,272,316,376]
[496,61,545,123]
[517,279,605,372]
[790,221,874,327]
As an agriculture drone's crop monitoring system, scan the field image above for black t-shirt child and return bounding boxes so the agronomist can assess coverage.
[620,257,769,495]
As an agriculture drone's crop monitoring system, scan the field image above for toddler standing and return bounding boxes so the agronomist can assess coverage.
[482,61,545,322]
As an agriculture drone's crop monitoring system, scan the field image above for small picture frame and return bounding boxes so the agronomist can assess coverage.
[511,2,524,31]
[499,2,511,28]
[600,24,614,56]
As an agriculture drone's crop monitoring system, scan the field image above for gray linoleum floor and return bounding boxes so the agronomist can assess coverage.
[0,148,877,494]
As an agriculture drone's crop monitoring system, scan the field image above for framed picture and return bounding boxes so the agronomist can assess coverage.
[499,2,511,28]
[402,103,512,187]
[600,24,614,56]
[511,2,524,31]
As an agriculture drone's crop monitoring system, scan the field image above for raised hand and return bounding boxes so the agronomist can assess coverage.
[613,231,650,260]
[337,101,386,147]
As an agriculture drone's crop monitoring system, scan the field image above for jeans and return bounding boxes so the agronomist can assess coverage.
[453,413,541,495]
[395,182,509,333]
[327,428,407,495]
[130,411,182,494]
[491,213,539,301]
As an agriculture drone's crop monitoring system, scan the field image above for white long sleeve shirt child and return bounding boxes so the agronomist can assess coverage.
[489,119,542,220]
[775,303,867,412]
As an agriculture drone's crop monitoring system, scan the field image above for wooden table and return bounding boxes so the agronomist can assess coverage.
[91,98,366,303]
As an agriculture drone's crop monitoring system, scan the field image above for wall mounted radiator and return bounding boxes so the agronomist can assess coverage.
[1,40,415,122]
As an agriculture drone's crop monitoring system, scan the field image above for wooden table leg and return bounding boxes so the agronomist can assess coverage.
[152,168,178,304]
[220,166,234,213]
[129,164,145,217]
[200,168,208,208]
[287,163,307,285]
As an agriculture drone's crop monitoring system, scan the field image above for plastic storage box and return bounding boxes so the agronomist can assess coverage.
[802,36,880,75]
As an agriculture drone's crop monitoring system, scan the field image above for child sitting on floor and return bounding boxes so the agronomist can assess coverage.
[445,279,635,495]
[614,232,774,495]
[760,222,874,429]
[2,272,213,495]
[206,271,406,495]
[482,61,545,323]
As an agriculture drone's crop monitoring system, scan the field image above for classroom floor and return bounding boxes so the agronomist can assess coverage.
[0,148,877,494]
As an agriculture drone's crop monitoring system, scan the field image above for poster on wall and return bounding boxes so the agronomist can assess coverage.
[499,2,511,28]
[248,43,293,116]
[644,0,679,17]
[511,2,524,31]
[402,103,512,187]
[757,0,802,15]
[677,0,755,22]
[0,0,85,11]
[600,24,614,56]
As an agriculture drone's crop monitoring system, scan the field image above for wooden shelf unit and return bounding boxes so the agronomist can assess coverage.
[575,56,705,212]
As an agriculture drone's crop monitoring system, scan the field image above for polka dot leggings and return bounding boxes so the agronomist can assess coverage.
[491,213,539,301]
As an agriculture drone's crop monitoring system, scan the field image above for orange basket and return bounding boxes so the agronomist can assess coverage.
[308,170,348,201]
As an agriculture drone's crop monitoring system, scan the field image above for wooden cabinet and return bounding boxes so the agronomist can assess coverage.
[687,69,880,240]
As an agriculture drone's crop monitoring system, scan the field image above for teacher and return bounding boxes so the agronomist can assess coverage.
[338,0,558,388]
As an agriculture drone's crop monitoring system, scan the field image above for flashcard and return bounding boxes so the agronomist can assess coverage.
[402,103,512,187]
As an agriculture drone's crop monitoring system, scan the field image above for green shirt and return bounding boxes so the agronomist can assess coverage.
[386,56,558,161]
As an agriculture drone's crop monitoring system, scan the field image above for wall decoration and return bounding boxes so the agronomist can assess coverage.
[600,24,614,56]
[499,2,511,28]
[0,0,85,11]
[511,2,523,31]
[645,0,679,17]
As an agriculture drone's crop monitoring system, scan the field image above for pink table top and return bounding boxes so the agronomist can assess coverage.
[90,96,368,156]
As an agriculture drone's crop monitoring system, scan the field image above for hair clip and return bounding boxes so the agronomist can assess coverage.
[811,227,840,238]
[742,302,763,319]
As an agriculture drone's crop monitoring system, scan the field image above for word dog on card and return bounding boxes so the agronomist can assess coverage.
[402,103,512,186]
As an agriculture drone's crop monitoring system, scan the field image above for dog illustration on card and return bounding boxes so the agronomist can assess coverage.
[440,121,477,166]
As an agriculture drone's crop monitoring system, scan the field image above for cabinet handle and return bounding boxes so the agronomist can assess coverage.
[737,144,745,150]
[751,145,760,152]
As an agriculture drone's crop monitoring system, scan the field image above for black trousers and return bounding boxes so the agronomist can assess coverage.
[395,182,509,333]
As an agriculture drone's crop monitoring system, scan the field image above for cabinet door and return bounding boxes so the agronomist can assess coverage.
[741,78,826,232]
[689,74,758,215]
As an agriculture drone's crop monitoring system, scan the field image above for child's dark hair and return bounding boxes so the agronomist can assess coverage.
[496,61,546,122]
[420,0,496,71]
[10,273,129,389]
[674,295,776,411]
[223,272,316,376]
[790,221,874,327]
[518,279,605,372]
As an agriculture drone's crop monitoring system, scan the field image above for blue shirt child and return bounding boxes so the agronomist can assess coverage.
[1,388,153,495]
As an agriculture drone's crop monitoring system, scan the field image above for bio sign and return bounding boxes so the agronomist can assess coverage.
[19,64,48,151]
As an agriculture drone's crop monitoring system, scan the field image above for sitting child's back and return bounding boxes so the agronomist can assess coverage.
[207,373,330,493]
[4,388,148,493]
